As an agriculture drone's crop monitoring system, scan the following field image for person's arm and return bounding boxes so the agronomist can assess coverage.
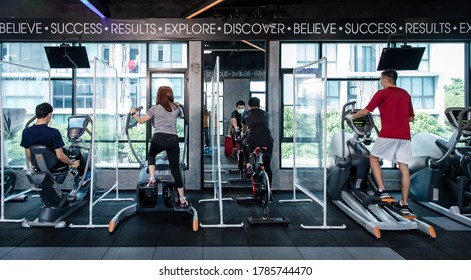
[25,148,32,167]
[130,107,151,124]
[228,118,235,134]
[55,147,80,169]
[242,122,248,133]
[174,102,184,119]
[408,98,415,122]
[351,108,370,119]
[350,90,382,120]
[231,118,240,131]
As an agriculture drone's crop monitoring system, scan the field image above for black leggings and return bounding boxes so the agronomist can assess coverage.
[148,133,184,189]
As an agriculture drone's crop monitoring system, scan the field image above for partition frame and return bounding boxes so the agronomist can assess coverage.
[199,56,244,228]
[0,61,51,224]
[70,57,133,229]
[279,57,346,230]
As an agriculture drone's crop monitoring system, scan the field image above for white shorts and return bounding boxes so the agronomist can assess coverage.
[370,137,412,165]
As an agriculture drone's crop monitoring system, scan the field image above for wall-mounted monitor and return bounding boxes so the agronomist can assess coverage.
[377,47,425,71]
[44,46,90,68]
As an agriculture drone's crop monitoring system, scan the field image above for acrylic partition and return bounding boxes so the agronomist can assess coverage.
[279,58,345,230]
[0,61,50,223]
[199,56,243,228]
[70,58,132,229]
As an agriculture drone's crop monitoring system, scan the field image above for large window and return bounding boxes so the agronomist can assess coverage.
[280,42,465,168]
[398,76,436,109]
[149,42,187,68]
[0,41,188,167]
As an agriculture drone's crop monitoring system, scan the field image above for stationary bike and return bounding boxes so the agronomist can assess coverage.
[22,115,93,228]
[244,145,289,224]
[229,130,251,183]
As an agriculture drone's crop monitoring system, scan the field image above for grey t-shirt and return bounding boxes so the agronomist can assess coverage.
[146,104,184,135]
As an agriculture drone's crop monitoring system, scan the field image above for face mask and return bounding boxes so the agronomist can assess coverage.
[237,108,245,114]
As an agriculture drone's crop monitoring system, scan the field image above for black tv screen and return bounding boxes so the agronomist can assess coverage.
[377,47,425,71]
[44,46,90,68]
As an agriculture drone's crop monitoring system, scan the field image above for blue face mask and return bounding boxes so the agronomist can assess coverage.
[237,108,245,114]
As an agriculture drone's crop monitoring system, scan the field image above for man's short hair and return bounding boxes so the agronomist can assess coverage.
[236,100,245,106]
[248,97,260,107]
[35,102,53,119]
[381,69,398,85]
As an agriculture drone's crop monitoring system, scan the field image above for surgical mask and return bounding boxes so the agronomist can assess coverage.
[237,108,245,114]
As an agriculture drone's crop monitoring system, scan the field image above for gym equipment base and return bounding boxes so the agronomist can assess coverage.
[248,216,290,224]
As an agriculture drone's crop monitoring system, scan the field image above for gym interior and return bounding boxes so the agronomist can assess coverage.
[1,0,471,263]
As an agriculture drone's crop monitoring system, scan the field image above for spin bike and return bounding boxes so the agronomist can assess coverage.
[229,130,251,184]
[243,144,289,224]
[108,106,198,232]
[327,101,436,238]
[22,115,94,228]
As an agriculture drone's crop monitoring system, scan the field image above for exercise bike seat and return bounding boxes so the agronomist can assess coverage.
[30,145,69,184]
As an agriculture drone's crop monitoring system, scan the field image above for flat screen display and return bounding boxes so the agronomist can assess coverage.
[44,46,90,68]
[377,47,425,71]
[68,117,87,128]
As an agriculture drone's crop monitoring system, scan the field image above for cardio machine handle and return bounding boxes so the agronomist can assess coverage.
[125,106,144,167]
[457,106,471,140]
[125,106,143,136]
[435,106,471,165]
[341,101,356,131]
[340,101,356,158]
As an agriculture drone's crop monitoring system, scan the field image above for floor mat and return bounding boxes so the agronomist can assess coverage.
[423,216,471,231]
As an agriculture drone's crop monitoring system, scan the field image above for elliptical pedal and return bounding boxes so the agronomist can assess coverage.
[380,196,397,204]
[384,203,417,220]
[173,200,193,212]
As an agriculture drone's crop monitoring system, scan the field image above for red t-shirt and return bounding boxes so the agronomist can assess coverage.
[365,86,415,140]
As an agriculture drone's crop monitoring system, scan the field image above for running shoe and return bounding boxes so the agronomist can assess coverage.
[373,189,390,199]
[393,202,411,215]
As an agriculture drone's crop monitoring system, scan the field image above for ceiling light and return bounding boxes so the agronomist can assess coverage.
[240,40,266,52]
[184,0,224,19]
[80,0,110,19]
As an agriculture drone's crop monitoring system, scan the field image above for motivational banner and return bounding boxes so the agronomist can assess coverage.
[0,18,471,41]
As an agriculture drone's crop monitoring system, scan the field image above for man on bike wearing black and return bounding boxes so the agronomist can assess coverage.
[241,97,274,183]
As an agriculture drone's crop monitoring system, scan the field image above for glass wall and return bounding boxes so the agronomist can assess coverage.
[0,62,50,167]
[0,41,188,167]
[281,42,465,168]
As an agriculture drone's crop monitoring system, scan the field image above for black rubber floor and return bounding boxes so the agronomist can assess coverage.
[0,187,470,260]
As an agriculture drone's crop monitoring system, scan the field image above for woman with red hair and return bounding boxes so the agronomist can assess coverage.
[130,86,189,209]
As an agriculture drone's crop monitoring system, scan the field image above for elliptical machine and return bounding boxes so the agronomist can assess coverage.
[22,115,93,228]
[108,106,198,233]
[327,101,436,238]
[410,106,471,226]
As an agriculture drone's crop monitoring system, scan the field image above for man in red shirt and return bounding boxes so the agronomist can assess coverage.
[348,69,415,215]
